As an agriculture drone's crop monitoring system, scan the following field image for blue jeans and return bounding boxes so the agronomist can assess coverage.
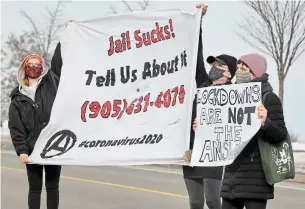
[184,178,222,209]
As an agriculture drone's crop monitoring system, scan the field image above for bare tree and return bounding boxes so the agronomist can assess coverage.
[109,0,150,14]
[1,1,66,123]
[238,0,305,103]
[2,1,65,69]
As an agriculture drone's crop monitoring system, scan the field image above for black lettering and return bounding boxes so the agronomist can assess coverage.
[85,70,96,85]
[252,85,261,102]
[145,134,153,144]
[120,66,130,84]
[214,127,223,141]
[213,141,222,161]
[110,68,115,86]
[89,141,96,148]
[100,140,106,147]
[229,90,237,105]
[129,138,136,145]
[111,140,118,146]
[244,106,256,125]
[96,76,105,87]
[160,62,167,75]
[105,69,111,86]
[237,107,244,125]
[199,140,212,162]
[215,108,222,124]
[167,60,174,74]
[134,138,141,144]
[138,135,146,144]
[142,62,151,79]
[95,140,102,147]
[223,141,229,160]
[124,139,131,145]
[181,50,187,68]
[245,87,251,103]
[174,55,179,71]
[156,134,163,143]
[117,139,124,145]
[131,69,137,82]
[219,89,228,106]
[149,134,158,144]
[236,89,245,104]
[225,125,233,141]
[234,126,242,141]
[228,107,236,124]
[106,140,113,147]
[152,59,160,77]
[200,108,207,125]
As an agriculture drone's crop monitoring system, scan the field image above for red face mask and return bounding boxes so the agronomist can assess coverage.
[25,65,42,79]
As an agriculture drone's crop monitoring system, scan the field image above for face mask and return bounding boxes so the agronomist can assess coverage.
[235,70,251,84]
[208,65,225,81]
[25,67,42,79]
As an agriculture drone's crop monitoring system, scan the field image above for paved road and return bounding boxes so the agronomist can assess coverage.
[1,152,305,209]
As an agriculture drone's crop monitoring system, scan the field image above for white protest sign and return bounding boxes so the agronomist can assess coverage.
[190,83,262,167]
[28,8,202,166]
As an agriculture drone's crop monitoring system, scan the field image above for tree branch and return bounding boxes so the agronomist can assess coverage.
[137,0,150,10]
[20,10,44,53]
[109,5,118,14]
[239,0,305,102]
[122,0,133,12]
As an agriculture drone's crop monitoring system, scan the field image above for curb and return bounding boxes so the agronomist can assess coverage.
[287,174,305,184]
[155,165,305,184]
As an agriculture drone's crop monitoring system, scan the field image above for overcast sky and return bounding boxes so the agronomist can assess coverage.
[1,0,305,142]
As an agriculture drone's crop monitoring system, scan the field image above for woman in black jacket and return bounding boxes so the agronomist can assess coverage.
[183,4,237,209]
[221,53,288,209]
[8,42,62,209]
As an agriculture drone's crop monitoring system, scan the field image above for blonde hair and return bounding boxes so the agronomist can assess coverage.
[21,55,43,86]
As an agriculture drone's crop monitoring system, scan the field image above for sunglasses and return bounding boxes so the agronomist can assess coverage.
[26,63,42,68]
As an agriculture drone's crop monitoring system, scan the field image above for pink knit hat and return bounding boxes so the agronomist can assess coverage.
[238,53,267,78]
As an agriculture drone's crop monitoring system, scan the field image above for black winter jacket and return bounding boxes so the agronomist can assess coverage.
[182,25,224,180]
[221,74,288,200]
[8,42,62,156]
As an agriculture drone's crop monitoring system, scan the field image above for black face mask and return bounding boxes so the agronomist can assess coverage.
[208,65,225,81]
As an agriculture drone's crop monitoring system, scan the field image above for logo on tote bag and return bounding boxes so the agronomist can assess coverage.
[271,142,294,174]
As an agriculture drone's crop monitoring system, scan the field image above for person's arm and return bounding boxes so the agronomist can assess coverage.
[261,93,288,143]
[195,24,212,88]
[189,96,197,150]
[50,42,63,78]
[8,103,28,156]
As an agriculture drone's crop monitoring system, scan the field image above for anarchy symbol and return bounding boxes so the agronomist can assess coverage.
[40,130,77,159]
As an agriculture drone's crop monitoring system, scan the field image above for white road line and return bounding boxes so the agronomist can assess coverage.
[119,166,305,191]
[118,165,182,175]
[275,185,305,191]
[2,151,305,191]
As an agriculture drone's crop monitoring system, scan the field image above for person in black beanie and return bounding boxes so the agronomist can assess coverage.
[183,5,237,208]
[206,54,237,85]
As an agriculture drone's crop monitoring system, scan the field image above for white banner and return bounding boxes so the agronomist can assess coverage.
[28,8,202,165]
[190,83,262,167]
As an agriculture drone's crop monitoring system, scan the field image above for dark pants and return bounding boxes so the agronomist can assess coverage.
[222,198,267,209]
[26,164,61,209]
[184,178,222,209]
